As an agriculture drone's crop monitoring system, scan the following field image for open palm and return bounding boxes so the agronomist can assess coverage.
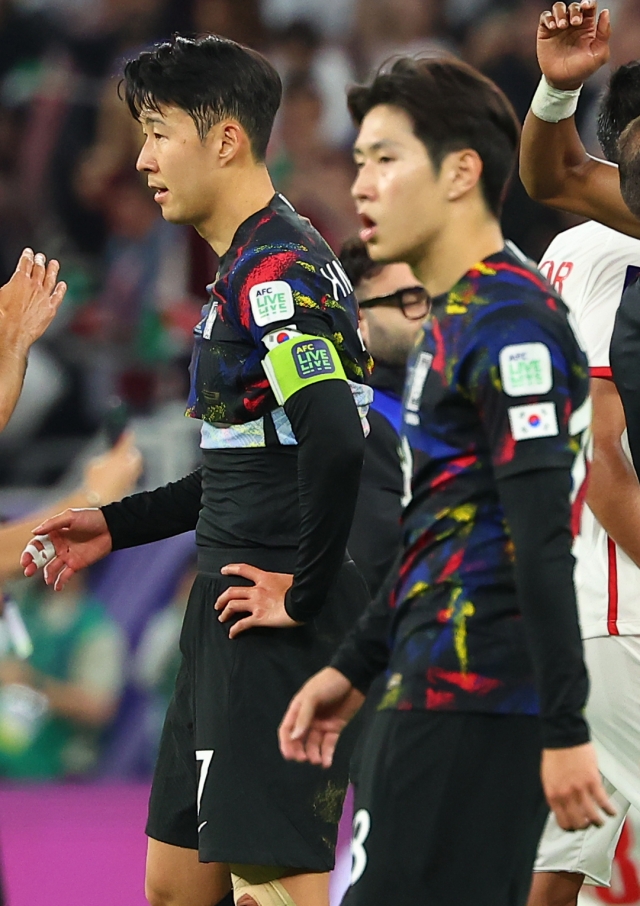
[537,2,610,90]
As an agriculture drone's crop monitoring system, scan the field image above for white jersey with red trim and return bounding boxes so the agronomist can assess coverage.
[540,220,640,639]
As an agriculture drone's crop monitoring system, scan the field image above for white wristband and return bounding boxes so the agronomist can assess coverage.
[531,75,582,123]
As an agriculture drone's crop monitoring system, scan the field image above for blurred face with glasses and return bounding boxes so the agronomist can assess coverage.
[356,262,430,367]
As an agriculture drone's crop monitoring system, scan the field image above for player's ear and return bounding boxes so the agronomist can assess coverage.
[217,121,249,167]
[444,149,483,202]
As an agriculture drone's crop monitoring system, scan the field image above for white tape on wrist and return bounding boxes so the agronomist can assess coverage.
[531,75,582,123]
[23,535,56,569]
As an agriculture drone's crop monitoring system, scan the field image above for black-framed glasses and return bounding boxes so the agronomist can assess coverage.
[358,286,431,320]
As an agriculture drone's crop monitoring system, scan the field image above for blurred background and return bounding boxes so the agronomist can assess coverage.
[0,0,637,903]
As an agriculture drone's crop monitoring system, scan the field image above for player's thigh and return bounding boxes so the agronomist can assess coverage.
[279,871,329,906]
[145,838,231,906]
[584,635,640,810]
[526,871,584,906]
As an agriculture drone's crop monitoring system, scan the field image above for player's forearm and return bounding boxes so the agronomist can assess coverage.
[102,468,202,549]
[41,677,117,727]
[520,111,640,235]
[330,554,398,692]
[520,111,589,206]
[588,440,640,568]
[283,381,364,622]
[498,468,590,749]
[0,347,28,433]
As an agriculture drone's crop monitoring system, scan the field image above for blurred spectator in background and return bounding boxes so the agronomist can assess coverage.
[269,73,359,247]
[262,0,356,42]
[355,0,454,76]
[0,432,142,582]
[0,572,125,780]
[269,20,355,147]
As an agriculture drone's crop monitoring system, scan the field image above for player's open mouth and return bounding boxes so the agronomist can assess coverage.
[149,185,169,203]
[359,214,377,243]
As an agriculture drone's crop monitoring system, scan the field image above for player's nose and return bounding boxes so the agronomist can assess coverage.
[351,163,375,201]
[136,142,157,173]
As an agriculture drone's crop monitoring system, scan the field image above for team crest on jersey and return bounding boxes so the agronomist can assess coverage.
[499,342,553,397]
[508,402,558,441]
[249,280,295,326]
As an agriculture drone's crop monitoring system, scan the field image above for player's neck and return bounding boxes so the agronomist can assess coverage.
[414,205,504,298]
[196,165,275,256]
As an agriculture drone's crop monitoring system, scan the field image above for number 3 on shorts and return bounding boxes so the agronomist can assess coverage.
[195,749,214,817]
[350,808,371,885]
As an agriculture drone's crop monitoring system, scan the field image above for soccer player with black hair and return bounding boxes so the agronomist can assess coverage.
[279,56,612,906]
[21,34,372,906]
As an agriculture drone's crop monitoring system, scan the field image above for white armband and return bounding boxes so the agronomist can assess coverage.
[531,75,582,123]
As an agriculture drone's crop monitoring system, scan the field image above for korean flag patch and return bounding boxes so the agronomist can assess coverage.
[508,402,559,441]
[250,281,295,327]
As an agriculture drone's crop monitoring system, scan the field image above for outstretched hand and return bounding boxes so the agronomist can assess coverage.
[538,1,610,91]
[21,508,112,590]
[214,563,299,638]
[279,667,365,768]
[542,742,616,831]
[0,248,67,353]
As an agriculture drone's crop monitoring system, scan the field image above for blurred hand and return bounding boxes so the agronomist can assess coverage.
[21,508,112,590]
[214,563,299,638]
[537,1,610,90]
[0,249,67,354]
[542,742,616,830]
[279,667,365,768]
[0,657,35,687]
[82,432,143,505]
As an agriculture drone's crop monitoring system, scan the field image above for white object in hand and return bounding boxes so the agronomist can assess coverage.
[22,534,55,569]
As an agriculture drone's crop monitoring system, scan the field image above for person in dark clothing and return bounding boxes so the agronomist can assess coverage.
[280,57,612,906]
[339,237,429,596]
[21,34,372,906]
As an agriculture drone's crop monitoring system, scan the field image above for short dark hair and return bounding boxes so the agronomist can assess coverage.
[339,237,383,287]
[123,34,282,160]
[347,57,520,217]
[597,61,640,163]
[618,116,640,219]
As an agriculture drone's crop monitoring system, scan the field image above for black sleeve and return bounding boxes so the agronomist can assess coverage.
[348,410,404,597]
[497,467,590,749]
[101,468,202,550]
[611,280,640,475]
[281,380,365,623]
[329,552,400,692]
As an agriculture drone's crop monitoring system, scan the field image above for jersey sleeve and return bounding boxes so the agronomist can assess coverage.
[228,246,351,346]
[462,312,589,479]
[227,247,363,402]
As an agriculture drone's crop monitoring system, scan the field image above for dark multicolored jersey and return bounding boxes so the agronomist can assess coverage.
[186,193,372,448]
[379,247,590,716]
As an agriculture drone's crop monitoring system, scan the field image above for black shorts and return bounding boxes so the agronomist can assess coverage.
[147,547,369,870]
[343,709,548,906]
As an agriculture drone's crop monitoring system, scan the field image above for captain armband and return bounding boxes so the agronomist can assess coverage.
[262,332,347,405]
